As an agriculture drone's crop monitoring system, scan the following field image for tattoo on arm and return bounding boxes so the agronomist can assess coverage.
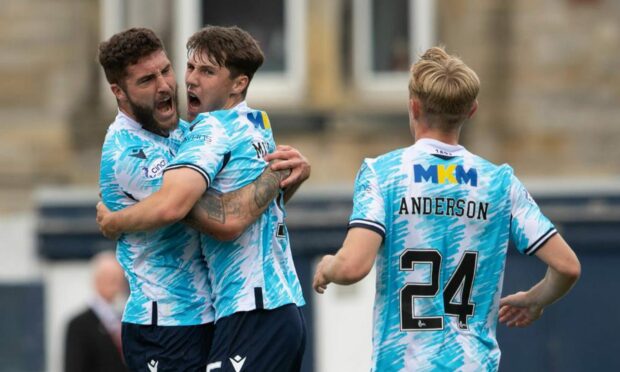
[200,190,226,223]
[185,165,290,227]
[254,169,287,209]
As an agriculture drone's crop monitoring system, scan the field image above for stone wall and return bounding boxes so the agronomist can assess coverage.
[441,0,620,176]
[1,0,618,213]
[0,0,100,212]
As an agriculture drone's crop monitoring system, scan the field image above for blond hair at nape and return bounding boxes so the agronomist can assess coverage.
[408,46,480,124]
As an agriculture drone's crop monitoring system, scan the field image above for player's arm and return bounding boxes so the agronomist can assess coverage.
[183,165,290,241]
[499,234,580,328]
[313,228,382,293]
[97,167,207,239]
[97,165,289,240]
[264,145,311,203]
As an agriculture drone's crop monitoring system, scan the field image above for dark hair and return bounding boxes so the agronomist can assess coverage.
[187,25,264,93]
[98,27,164,85]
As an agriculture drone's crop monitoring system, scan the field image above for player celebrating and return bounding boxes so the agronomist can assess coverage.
[313,46,580,371]
[98,28,307,371]
[98,26,307,371]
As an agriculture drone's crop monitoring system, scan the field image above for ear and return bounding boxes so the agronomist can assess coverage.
[110,84,126,101]
[411,98,423,120]
[232,75,249,95]
[468,100,478,118]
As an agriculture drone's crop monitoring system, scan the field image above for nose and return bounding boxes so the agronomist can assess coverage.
[185,68,197,89]
[155,73,172,94]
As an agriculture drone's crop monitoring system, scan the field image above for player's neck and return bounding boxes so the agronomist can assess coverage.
[412,118,462,145]
[118,106,138,123]
[222,95,245,110]
[415,130,460,146]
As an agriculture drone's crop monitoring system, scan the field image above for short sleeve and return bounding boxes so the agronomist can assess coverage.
[100,136,160,211]
[114,146,163,201]
[509,175,557,255]
[165,115,232,188]
[348,160,386,239]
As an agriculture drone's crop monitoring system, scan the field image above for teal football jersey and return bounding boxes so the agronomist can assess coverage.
[350,138,556,371]
[166,102,305,321]
[99,111,213,326]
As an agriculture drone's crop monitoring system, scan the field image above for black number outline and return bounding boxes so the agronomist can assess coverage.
[399,249,478,331]
[399,249,444,331]
[443,251,478,330]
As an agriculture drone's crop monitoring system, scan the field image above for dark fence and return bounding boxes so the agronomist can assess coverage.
[35,188,620,371]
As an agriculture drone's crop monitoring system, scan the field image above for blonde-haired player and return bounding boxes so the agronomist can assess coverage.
[313,47,580,371]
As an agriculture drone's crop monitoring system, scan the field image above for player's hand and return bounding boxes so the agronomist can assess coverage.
[96,201,120,240]
[313,255,335,294]
[264,145,311,188]
[498,291,544,327]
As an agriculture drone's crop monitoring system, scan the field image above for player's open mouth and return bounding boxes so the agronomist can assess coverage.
[156,96,174,116]
[187,92,201,110]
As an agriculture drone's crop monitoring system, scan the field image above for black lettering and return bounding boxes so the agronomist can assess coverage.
[412,197,421,215]
[399,198,409,214]
[455,199,465,217]
[446,198,455,216]
[435,197,445,215]
[423,198,433,215]
[252,141,269,159]
[478,202,489,220]
[252,142,261,158]
[466,201,477,218]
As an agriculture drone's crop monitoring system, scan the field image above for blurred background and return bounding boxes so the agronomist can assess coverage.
[1,0,620,371]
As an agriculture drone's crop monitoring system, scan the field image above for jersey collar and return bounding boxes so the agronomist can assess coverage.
[232,100,249,112]
[415,138,467,157]
[116,109,141,130]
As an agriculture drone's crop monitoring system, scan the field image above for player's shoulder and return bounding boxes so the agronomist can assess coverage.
[464,149,514,178]
[237,103,272,131]
[177,118,191,132]
[188,111,230,136]
[103,112,145,145]
[365,147,409,167]
[355,147,409,182]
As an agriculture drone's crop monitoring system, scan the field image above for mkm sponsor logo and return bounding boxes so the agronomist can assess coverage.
[413,164,478,186]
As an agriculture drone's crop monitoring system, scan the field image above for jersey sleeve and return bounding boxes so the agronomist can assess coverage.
[348,160,386,239]
[101,134,160,211]
[165,115,232,188]
[509,175,557,255]
[117,147,164,200]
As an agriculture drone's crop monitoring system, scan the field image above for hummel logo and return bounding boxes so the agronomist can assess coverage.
[130,149,147,159]
[147,359,158,372]
[418,320,426,328]
[229,355,247,372]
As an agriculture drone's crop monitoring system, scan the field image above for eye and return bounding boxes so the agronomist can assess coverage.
[201,67,214,75]
[137,75,154,85]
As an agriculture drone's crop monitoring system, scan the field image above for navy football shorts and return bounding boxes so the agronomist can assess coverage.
[206,304,306,372]
[122,322,214,372]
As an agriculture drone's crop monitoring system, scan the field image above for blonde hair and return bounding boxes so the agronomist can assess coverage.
[408,47,480,125]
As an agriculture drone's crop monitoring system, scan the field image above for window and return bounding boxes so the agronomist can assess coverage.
[174,0,307,106]
[353,0,436,101]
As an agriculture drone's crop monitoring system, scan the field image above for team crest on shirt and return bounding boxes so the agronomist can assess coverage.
[142,157,167,179]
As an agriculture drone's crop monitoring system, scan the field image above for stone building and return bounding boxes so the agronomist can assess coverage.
[1,1,620,371]
[1,0,619,213]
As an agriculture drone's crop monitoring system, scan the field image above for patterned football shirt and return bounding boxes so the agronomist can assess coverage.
[349,138,556,371]
[100,111,213,326]
[166,101,305,321]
